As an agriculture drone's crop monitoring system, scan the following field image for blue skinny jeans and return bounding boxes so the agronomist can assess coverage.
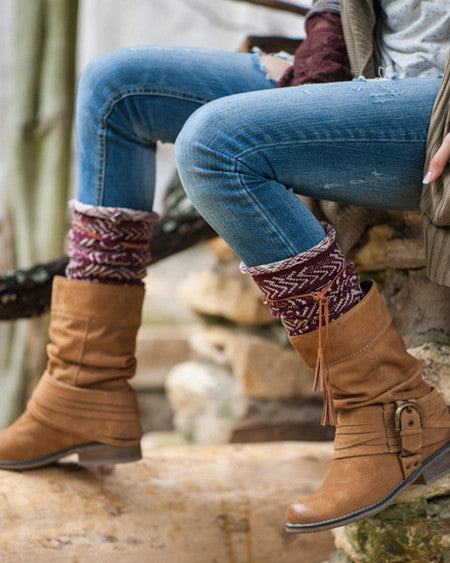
[76,46,441,267]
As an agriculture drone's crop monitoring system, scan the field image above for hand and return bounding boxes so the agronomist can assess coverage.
[423,132,450,184]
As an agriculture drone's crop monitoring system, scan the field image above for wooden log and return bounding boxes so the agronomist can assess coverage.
[0,440,335,562]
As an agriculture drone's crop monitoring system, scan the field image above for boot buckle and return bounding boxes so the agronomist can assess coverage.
[394,401,424,432]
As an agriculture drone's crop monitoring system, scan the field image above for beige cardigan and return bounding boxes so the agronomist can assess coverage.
[340,0,450,286]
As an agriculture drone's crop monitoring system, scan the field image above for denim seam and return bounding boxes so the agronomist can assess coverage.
[96,87,215,205]
[233,138,425,161]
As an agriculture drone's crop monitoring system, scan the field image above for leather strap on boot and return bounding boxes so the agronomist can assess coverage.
[333,389,449,479]
[27,372,143,446]
[395,400,424,478]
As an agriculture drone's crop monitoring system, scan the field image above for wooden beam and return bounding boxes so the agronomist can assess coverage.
[232,0,309,17]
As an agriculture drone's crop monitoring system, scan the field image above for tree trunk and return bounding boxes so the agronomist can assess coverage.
[1,0,78,427]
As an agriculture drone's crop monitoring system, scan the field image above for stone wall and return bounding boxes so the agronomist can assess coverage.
[156,211,448,446]
[164,237,334,444]
[349,212,449,347]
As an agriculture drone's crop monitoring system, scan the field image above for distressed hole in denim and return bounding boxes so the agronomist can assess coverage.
[371,170,393,181]
[352,76,399,102]
[323,183,343,190]
[253,48,293,81]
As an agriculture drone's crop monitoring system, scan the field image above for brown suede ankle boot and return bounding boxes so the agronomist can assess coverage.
[0,276,144,469]
[285,281,450,532]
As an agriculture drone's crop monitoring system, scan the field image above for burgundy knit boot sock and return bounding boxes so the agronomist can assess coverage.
[240,223,364,337]
[66,200,159,287]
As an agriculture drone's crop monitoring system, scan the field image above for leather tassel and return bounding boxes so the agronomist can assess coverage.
[313,346,337,426]
[263,265,347,428]
[312,348,324,391]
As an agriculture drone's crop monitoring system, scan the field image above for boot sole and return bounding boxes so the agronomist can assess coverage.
[0,442,142,471]
[285,442,450,534]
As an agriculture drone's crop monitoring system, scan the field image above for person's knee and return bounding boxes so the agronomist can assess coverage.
[175,107,210,205]
[78,52,112,99]
[175,100,234,207]
[77,48,141,114]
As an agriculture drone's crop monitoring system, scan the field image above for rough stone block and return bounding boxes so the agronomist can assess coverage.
[187,326,317,401]
[165,324,334,443]
[332,490,450,563]
[230,397,335,443]
[383,269,450,347]
[177,261,275,325]
[165,356,333,444]
[189,325,236,367]
[0,441,335,562]
[385,237,426,269]
[207,236,236,261]
[409,342,450,404]
[134,325,196,389]
[228,332,319,400]
[352,224,395,272]
[350,215,426,272]
[165,360,245,443]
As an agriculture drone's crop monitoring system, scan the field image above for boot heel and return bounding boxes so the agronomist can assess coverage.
[417,446,450,485]
[78,443,142,466]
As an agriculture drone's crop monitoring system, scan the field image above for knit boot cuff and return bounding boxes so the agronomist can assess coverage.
[239,222,335,275]
[69,200,159,224]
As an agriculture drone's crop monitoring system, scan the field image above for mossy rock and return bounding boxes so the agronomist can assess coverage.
[335,496,450,563]
[329,550,353,562]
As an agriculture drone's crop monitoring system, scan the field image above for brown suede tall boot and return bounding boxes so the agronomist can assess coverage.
[0,276,144,469]
[285,281,450,532]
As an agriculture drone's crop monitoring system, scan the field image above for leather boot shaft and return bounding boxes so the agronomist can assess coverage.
[47,276,145,387]
[27,276,144,448]
[289,282,430,412]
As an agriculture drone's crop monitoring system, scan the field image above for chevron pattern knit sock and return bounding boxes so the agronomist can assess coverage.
[240,223,364,337]
[66,200,159,287]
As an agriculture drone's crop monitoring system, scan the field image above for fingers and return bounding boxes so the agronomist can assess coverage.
[423,132,450,184]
